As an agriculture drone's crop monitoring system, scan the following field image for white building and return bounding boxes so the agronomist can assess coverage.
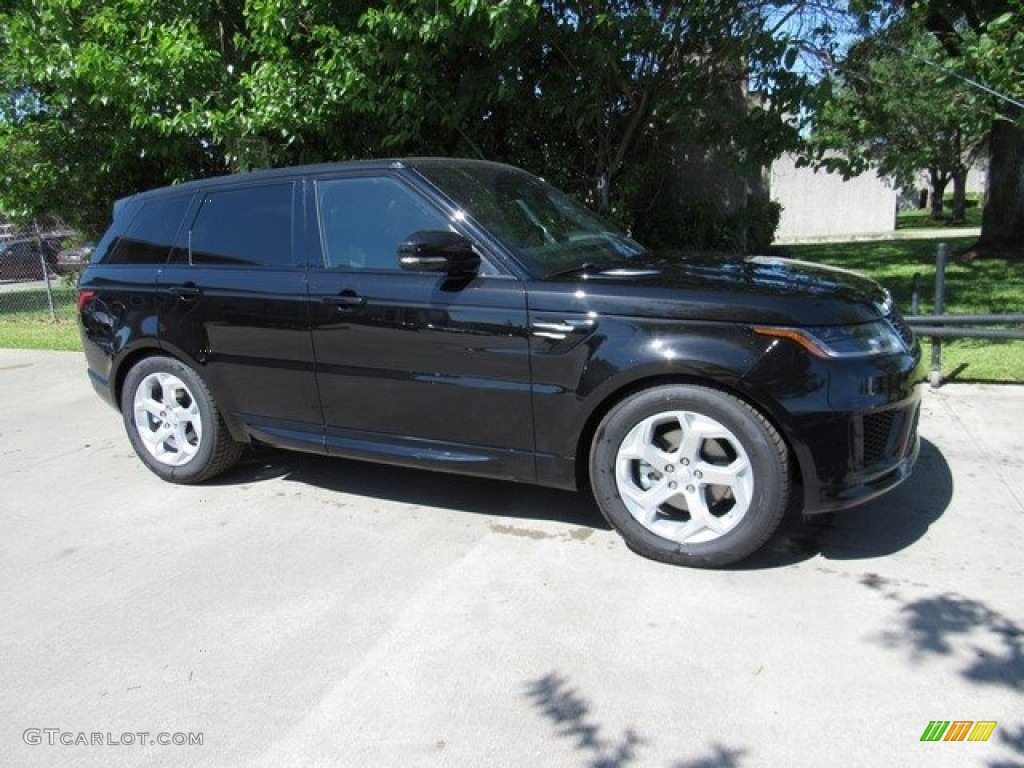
[769,153,898,243]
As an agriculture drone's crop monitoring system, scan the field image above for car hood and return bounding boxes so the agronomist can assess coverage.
[534,253,893,327]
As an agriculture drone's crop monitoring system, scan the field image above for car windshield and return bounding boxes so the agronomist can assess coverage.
[410,160,646,277]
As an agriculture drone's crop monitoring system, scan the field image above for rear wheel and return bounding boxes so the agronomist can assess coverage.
[589,384,789,567]
[121,356,243,483]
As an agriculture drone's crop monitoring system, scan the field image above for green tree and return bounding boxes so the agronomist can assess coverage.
[809,21,988,222]
[0,1,242,232]
[0,1,822,247]
[910,0,1024,254]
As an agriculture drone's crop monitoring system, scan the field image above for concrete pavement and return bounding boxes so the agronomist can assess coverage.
[1,348,1021,767]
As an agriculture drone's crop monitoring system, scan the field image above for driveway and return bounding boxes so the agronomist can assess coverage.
[1,348,1021,767]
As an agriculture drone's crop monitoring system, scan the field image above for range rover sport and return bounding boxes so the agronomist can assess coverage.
[78,159,924,567]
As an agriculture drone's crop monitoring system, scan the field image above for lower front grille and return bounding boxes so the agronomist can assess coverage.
[862,411,898,466]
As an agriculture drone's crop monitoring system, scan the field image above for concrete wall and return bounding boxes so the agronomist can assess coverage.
[769,153,897,243]
[966,157,988,197]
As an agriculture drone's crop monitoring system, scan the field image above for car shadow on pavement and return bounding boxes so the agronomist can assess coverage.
[730,437,952,570]
[214,445,610,530]
[210,437,951,568]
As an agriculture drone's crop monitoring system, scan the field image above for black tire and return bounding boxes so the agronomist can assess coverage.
[120,355,243,484]
[589,384,789,568]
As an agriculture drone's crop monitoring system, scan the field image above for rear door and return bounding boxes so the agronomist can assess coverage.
[307,171,535,480]
[157,180,321,448]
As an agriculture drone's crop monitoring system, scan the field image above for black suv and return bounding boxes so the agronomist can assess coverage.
[78,159,923,567]
[0,236,60,280]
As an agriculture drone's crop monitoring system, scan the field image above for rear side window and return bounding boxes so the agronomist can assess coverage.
[189,183,294,267]
[105,195,192,265]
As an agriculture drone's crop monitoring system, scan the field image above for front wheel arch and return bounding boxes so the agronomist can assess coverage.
[575,375,799,494]
[587,382,793,567]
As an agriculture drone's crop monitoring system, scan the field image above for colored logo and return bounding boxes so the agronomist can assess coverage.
[921,721,997,742]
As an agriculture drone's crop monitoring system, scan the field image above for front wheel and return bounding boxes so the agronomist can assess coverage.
[121,356,243,483]
[589,385,790,568]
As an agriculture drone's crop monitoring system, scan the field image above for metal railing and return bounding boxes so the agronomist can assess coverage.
[906,243,1024,387]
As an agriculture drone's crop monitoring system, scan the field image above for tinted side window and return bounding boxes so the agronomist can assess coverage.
[190,183,294,267]
[316,177,450,270]
[106,196,191,265]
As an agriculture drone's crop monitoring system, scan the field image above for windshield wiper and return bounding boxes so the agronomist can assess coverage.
[544,255,650,279]
[545,262,605,279]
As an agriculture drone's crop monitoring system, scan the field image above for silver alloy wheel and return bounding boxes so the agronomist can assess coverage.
[615,410,753,545]
[131,372,203,466]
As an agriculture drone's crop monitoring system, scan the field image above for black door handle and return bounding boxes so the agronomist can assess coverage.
[163,284,202,298]
[321,291,366,308]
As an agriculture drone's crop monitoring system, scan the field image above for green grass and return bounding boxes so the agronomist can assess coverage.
[897,207,983,230]
[785,237,1024,383]
[0,317,81,350]
[0,286,81,350]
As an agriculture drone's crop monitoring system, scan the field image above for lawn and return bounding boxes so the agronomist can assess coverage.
[896,207,983,230]
[0,317,81,350]
[0,285,80,350]
[783,237,1024,383]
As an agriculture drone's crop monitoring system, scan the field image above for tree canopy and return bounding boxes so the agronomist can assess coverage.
[0,0,825,246]
[2,0,1021,253]
[886,0,1023,252]
[925,0,1024,254]
[808,19,989,221]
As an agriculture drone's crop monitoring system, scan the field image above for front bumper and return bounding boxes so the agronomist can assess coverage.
[802,397,922,513]
[742,330,926,515]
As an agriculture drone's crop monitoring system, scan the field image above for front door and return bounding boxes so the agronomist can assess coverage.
[307,172,535,481]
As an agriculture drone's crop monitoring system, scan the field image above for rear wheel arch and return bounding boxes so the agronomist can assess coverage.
[119,354,244,483]
[113,346,164,412]
[114,348,248,444]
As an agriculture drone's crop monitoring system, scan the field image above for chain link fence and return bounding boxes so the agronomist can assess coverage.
[0,218,90,323]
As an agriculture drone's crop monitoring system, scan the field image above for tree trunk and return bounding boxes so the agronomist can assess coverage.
[950,164,968,224]
[978,119,1024,256]
[928,168,948,219]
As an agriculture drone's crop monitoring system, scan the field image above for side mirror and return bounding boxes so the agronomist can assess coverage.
[398,230,480,275]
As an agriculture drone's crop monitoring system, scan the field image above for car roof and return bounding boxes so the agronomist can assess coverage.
[117,157,519,208]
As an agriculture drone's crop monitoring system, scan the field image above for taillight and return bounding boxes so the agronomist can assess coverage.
[76,289,96,312]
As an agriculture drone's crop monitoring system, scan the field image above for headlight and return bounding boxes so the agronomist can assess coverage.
[755,320,907,358]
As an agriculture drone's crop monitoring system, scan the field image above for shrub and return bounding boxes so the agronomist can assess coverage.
[629,194,781,253]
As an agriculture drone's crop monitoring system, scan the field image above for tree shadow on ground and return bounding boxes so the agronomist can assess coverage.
[524,672,746,768]
[859,575,1024,766]
[864,587,1024,694]
[738,438,952,569]
[988,722,1024,768]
